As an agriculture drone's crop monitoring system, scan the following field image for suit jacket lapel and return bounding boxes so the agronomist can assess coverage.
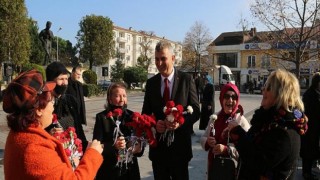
[171,70,179,100]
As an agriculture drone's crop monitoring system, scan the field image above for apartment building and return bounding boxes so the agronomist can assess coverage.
[94,25,183,81]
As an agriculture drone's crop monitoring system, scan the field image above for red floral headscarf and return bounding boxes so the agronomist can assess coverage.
[219,83,240,117]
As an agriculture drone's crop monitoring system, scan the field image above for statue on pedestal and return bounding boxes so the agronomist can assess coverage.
[39,21,54,65]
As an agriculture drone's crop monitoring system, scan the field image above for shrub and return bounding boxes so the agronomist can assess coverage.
[83,84,101,97]
[82,70,97,84]
[21,63,46,81]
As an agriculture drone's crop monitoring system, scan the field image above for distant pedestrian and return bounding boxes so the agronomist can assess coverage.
[199,77,215,130]
[66,65,87,125]
[300,72,320,180]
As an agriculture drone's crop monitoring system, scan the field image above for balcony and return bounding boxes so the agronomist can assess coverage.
[117,37,127,43]
[119,48,127,54]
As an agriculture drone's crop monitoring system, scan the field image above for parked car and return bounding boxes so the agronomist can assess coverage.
[98,80,111,90]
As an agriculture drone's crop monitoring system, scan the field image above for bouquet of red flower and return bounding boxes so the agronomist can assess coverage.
[160,101,193,146]
[52,114,83,170]
[105,108,124,143]
[126,112,157,148]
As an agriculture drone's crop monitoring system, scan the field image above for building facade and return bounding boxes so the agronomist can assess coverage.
[209,28,320,92]
[94,26,182,81]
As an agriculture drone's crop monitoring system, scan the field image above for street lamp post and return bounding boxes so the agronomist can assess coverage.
[56,27,62,61]
[197,41,201,75]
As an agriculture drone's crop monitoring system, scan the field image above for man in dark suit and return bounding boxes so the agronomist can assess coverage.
[66,65,87,125]
[142,41,200,180]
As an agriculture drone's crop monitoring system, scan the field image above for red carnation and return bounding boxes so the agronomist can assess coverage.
[113,108,123,117]
[106,111,113,118]
[166,101,175,108]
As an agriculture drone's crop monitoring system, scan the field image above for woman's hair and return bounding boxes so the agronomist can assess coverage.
[264,69,304,111]
[106,82,127,106]
[7,92,52,131]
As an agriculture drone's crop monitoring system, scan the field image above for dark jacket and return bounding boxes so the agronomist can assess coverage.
[46,94,88,150]
[301,88,320,159]
[66,78,87,125]
[93,107,143,180]
[199,83,215,130]
[232,106,302,180]
[142,70,200,164]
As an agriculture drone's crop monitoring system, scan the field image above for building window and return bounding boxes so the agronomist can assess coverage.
[127,34,131,41]
[138,37,142,42]
[247,55,256,68]
[261,55,271,69]
[217,53,237,68]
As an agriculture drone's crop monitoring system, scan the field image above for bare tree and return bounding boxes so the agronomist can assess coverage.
[182,21,213,73]
[250,0,320,78]
[137,30,154,71]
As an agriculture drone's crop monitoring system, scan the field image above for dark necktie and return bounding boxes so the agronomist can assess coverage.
[163,78,170,102]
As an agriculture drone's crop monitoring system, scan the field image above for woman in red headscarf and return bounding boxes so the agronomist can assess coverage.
[200,83,250,180]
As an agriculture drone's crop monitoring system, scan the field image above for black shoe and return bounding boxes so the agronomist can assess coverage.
[303,172,318,180]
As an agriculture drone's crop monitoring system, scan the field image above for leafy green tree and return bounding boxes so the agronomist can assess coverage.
[76,14,115,69]
[123,66,147,87]
[0,0,30,72]
[111,53,125,82]
[53,38,76,65]
[28,18,44,64]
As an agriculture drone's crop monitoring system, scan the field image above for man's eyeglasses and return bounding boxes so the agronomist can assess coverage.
[223,94,237,100]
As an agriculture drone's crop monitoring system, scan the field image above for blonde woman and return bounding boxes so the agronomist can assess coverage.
[228,69,308,180]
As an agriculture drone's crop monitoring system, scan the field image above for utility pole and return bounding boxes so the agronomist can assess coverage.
[56,27,62,61]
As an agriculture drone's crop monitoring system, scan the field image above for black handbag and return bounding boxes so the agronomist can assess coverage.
[209,155,236,180]
[208,130,237,180]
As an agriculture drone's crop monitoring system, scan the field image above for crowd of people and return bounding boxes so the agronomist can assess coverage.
[2,40,320,180]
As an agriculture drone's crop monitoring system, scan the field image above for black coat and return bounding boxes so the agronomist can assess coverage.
[233,107,301,180]
[142,70,200,164]
[301,88,320,159]
[46,94,88,150]
[199,83,215,130]
[66,78,87,125]
[93,108,142,180]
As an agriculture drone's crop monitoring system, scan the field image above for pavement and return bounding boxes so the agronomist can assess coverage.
[0,91,317,179]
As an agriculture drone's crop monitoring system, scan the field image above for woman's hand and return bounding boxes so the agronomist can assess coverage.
[132,141,142,154]
[212,144,226,155]
[115,136,126,150]
[207,136,216,148]
[88,139,103,154]
[72,157,80,167]
[50,127,63,135]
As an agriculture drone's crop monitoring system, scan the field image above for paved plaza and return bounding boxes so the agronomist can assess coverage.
[0,91,316,179]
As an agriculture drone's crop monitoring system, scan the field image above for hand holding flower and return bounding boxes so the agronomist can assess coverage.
[115,136,126,150]
[156,120,166,133]
[165,120,180,130]
[212,144,226,155]
[132,141,142,154]
[207,136,216,148]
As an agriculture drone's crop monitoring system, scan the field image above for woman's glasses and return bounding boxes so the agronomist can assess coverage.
[223,94,237,100]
